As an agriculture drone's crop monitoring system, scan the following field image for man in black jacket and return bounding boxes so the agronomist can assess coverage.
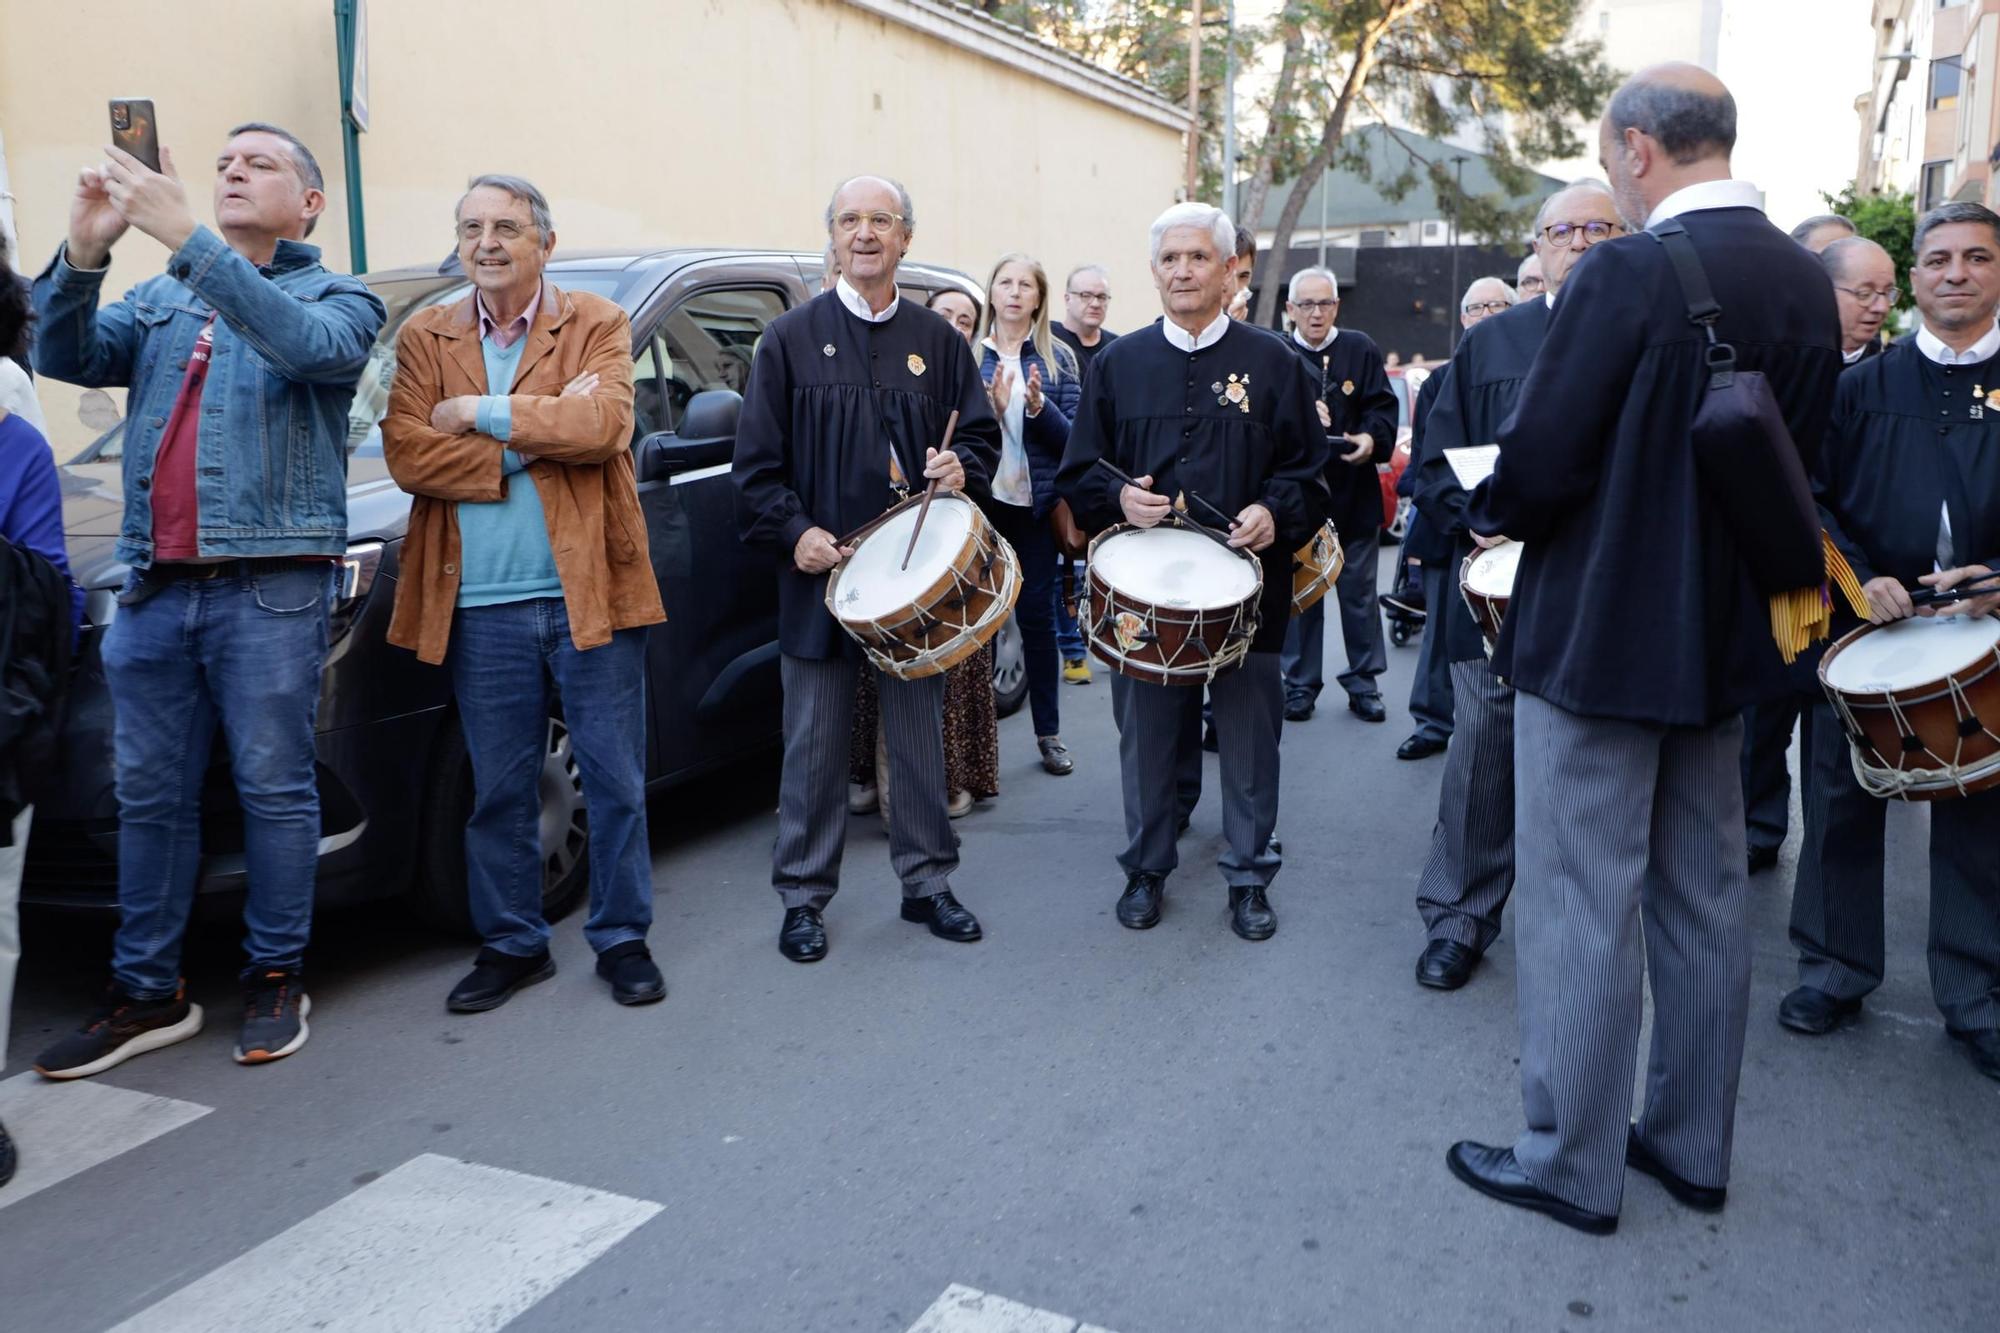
[1446,65,1842,1234]
[1276,268,1397,722]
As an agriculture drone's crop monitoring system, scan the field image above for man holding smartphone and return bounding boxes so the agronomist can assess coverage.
[28,120,385,1079]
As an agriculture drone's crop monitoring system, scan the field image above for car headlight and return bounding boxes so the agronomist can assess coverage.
[330,541,386,642]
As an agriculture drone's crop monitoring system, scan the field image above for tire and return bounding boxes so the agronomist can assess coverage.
[991,613,1028,718]
[412,713,592,937]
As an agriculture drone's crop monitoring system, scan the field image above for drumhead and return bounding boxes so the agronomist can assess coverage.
[835,497,976,622]
[1095,526,1258,610]
[1464,540,1523,596]
[1825,615,2000,692]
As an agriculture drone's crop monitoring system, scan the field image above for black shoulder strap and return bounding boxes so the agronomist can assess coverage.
[1648,217,1736,387]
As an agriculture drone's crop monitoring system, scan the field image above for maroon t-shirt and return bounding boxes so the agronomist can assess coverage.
[150,316,215,561]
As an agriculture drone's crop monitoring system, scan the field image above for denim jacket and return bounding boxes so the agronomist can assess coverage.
[978,338,1080,520]
[31,226,388,566]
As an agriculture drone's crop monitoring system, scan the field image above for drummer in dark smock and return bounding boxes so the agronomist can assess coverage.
[1057,202,1327,942]
[1787,201,2000,1080]
[732,175,1000,963]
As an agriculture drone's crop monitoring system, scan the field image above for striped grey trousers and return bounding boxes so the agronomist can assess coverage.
[1415,660,1515,950]
[1112,652,1283,887]
[1510,691,1751,1218]
[772,654,955,910]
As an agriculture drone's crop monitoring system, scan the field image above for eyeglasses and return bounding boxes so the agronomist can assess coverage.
[1462,300,1512,315]
[1833,284,1900,307]
[1290,299,1339,312]
[1540,220,1622,247]
[832,211,906,234]
[1517,276,1547,292]
[1067,290,1111,304]
[458,219,532,242]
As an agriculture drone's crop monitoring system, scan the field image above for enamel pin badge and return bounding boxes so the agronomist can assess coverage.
[823,344,837,357]
[908,353,927,376]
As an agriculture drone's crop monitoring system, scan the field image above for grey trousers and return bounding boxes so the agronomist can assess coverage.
[1281,530,1385,703]
[1511,691,1751,1218]
[773,654,955,910]
[0,805,27,1070]
[1415,661,1514,950]
[1112,652,1283,887]
[1790,699,2000,1032]
[1405,562,1456,743]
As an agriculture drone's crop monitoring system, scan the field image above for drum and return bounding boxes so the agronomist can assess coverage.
[1291,520,1345,615]
[1818,614,2000,801]
[826,493,1021,680]
[1459,539,1524,654]
[1085,522,1263,684]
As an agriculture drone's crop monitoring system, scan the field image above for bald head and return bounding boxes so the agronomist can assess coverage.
[1820,236,1890,283]
[1821,236,1897,355]
[1600,64,1737,229]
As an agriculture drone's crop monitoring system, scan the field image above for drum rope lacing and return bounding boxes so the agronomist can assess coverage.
[1833,643,2000,799]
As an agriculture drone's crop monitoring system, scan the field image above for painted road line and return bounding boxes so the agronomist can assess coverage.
[0,1072,212,1212]
[908,1283,1120,1333]
[106,1152,662,1333]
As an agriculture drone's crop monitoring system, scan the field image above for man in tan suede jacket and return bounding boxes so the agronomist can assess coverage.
[382,174,666,1015]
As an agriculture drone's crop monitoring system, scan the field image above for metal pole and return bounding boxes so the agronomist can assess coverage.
[334,0,368,272]
[1222,0,1237,220]
[1185,0,1203,199]
[1448,155,1466,352]
[1317,162,1327,267]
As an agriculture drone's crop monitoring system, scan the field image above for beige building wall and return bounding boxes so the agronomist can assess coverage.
[1,0,1184,456]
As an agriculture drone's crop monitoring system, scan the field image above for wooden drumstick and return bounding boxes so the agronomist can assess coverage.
[900,409,960,571]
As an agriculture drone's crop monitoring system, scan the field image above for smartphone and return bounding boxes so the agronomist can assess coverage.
[109,98,161,173]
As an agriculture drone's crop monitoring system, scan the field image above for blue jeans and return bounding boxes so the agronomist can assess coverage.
[990,503,1061,738]
[448,599,652,958]
[1054,554,1086,661]
[104,564,333,998]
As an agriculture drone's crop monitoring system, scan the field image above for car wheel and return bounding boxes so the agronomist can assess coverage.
[992,613,1028,718]
[412,713,591,937]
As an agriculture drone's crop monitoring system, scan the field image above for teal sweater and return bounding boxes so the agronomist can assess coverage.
[456,333,561,607]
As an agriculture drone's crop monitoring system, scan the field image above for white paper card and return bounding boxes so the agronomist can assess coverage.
[1444,444,1500,490]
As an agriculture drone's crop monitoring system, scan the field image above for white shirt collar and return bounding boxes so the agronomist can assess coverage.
[1544,291,1557,309]
[1162,309,1231,353]
[835,276,898,324]
[1646,179,1764,228]
[1915,320,2000,366]
[1842,344,1867,365]
[1291,327,1338,353]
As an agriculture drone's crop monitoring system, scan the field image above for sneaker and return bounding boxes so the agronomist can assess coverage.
[34,982,205,1080]
[1062,657,1093,685]
[947,788,975,819]
[235,970,312,1065]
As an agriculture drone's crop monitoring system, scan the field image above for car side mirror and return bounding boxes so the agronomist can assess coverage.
[636,389,744,484]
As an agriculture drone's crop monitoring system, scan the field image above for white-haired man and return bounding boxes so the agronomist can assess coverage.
[1057,203,1328,942]
[1278,266,1397,723]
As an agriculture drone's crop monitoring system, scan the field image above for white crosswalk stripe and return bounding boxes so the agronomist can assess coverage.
[0,1072,212,1212]
[105,1152,663,1333]
[908,1283,1120,1333]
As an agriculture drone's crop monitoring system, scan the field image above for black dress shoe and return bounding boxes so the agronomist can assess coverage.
[1265,832,1282,857]
[900,890,982,942]
[1777,985,1862,1035]
[1283,696,1315,722]
[1229,884,1277,941]
[596,942,666,1005]
[1747,844,1781,874]
[1446,1141,1617,1235]
[1625,1125,1726,1212]
[1415,939,1479,990]
[1348,694,1387,723]
[779,906,828,962]
[1117,873,1165,930]
[446,947,556,1013]
[1397,733,1448,760]
[1948,1027,2000,1082]
[0,1116,15,1189]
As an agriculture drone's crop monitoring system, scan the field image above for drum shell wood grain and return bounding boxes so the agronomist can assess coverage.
[1817,619,2000,801]
[1458,550,1511,653]
[1291,520,1345,615]
[826,495,1021,679]
[1083,524,1263,685]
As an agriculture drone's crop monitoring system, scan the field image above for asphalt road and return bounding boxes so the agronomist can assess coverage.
[3,554,1995,1332]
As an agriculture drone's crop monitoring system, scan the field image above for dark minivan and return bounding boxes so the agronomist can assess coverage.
[28,248,1011,931]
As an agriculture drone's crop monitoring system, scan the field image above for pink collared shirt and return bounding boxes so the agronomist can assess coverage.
[476,287,542,351]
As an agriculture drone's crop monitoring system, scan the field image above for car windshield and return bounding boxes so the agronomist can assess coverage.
[67,267,639,465]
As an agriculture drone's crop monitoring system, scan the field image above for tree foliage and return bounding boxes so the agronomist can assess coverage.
[1821,182,1919,316]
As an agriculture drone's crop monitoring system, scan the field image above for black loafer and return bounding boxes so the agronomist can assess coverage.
[779,906,828,962]
[596,942,666,1005]
[1037,736,1075,776]
[900,890,982,942]
[1446,1141,1617,1235]
[446,947,556,1013]
[1283,697,1315,722]
[1747,844,1781,874]
[1228,884,1277,941]
[1948,1027,2000,1082]
[1117,873,1165,930]
[1777,985,1862,1035]
[1397,734,1447,760]
[1416,939,1479,990]
[0,1116,15,1189]
[1348,694,1387,723]
[1625,1125,1726,1212]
